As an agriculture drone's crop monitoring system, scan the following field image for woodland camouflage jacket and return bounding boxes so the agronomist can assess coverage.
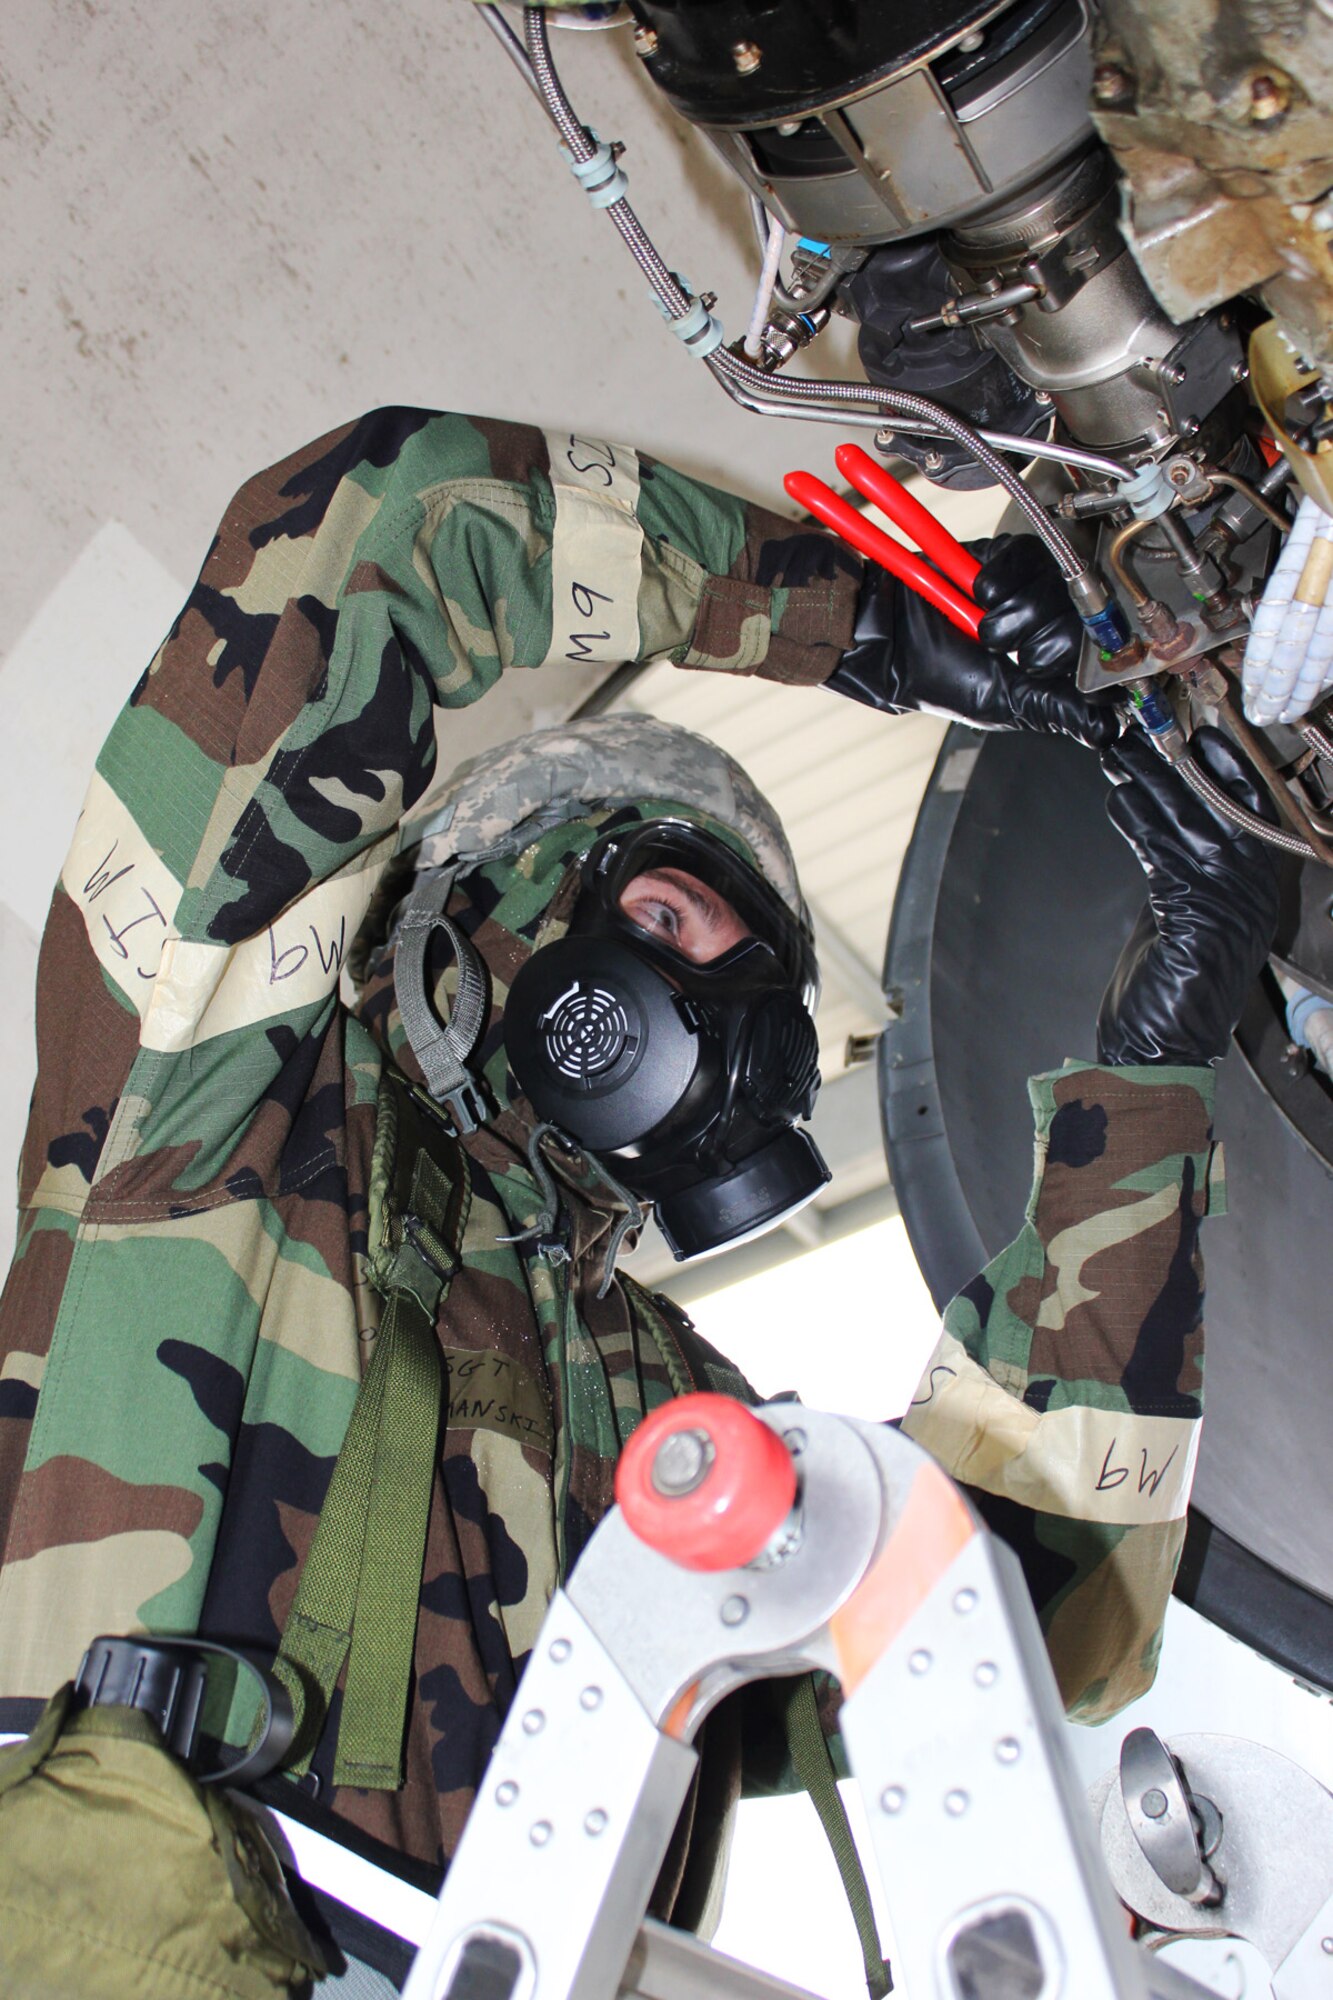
[0,409,1220,1884]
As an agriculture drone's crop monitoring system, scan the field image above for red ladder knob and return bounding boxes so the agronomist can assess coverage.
[615,1393,797,1572]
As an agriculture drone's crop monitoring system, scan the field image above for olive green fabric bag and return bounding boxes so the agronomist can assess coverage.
[0,1684,332,1999]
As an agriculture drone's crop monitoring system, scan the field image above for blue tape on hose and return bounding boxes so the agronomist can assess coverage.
[1082,603,1132,656]
[1134,686,1177,736]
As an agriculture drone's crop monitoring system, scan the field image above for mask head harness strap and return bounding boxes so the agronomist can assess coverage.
[393,861,493,1136]
[392,801,601,1136]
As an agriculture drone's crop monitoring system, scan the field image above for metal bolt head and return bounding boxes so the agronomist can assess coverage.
[1034,390,1053,406]
[775,118,802,137]
[1248,72,1289,122]
[1092,62,1133,104]
[957,28,985,52]
[732,39,762,74]
[651,1427,715,1497]
[875,427,896,451]
[720,1593,750,1627]
[1232,361,1250,384]
[632,24,658,56]
[1141,1787,1169,1819]
[923,450,946,474]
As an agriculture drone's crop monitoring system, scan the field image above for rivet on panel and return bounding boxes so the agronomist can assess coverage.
[880,1785,906,1815]
[549,1638,571,1664]
[530,1820,553,1847]
[496,1780,519,1807]
[522,1709,545,1734]
[944,1789,970,1817]
[580,1686,603,1711]
[908,1649,932,1675]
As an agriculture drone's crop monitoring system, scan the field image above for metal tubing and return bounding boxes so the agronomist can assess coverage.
[710,369,1126,483]
[476,4,549,105]
[1215,690,1333,866]
[1108,519,1152,607]
[1209,470,1294,536]
[710,345,1085,570]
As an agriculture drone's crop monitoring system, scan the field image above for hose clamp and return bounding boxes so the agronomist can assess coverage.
[651,276,725,359]
[563,130,628,209]
[1117,461,1175,521]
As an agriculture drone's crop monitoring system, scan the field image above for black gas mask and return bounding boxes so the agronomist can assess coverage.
[504,820,830,1259]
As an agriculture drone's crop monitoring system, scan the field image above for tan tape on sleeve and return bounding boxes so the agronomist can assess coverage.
[903,1331,1200,1528]
[541,431,643,670]
[61,771,392,1050]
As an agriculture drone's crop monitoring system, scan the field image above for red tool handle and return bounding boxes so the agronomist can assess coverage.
[784,470,984,641]
[835,443,982,596]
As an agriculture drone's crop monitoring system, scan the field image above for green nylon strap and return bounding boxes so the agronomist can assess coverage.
[273,1282,443,1788]
[781,1675,892,2000]
[272,1072,467,1790]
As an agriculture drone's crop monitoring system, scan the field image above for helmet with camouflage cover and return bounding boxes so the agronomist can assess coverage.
[356,714,828,1259]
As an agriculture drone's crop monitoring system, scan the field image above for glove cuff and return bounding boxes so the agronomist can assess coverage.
[822,569,907,713]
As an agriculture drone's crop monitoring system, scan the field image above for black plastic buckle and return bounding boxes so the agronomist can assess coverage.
[73,1634,294,1787]
[442,1075,491,1137]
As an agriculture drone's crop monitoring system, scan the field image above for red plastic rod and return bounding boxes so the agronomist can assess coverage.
[835,442,983,596]
[783,470,984,640]
[616,1392,797,1572]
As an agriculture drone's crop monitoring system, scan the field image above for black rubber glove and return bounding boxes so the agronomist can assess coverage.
[973,531,1084,678]
[826,548,1120,752]
[1098,726,1282,1065]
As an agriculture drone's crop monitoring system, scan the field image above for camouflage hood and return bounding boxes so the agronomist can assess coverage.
[353,715,808,1139]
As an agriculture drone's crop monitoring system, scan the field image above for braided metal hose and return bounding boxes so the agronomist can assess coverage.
[522,9,691,321]
[1176,753,1319,859]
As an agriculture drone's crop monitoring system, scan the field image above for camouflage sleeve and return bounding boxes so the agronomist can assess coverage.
[900,1060,1221,1724]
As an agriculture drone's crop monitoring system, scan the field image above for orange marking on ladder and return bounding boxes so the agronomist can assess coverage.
[829,1462,975,1695]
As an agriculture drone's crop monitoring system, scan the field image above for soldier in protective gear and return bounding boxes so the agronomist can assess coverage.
[0,410,1275,1929]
